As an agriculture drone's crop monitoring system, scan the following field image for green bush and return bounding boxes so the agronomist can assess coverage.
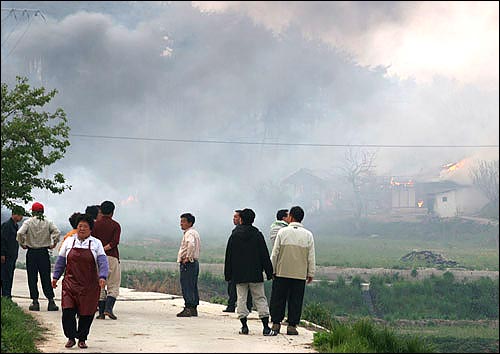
[1,297,44,353]
[313,318,434,353]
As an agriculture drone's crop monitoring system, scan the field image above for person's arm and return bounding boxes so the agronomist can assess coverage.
[271,229,283,274]
[48,221,61,249]
[52,241,68,288]
[224,236,232,281]
[307,234,316,284]
[1,222,8,260]
[95,240,109,288]
[16,220,28,249]
[104,223,121,251]
[184,231,196,262]
[258,232,273,280]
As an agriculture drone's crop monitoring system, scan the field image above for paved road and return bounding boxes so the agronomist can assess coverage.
[11,269,316,353]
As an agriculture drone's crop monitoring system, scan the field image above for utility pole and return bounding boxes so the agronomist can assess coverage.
[1,7,46,60]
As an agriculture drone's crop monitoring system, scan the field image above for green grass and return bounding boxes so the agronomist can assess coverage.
[1,297,44,353]
[392,322,499,353]
[120,219,499,270]
[370,274,499,320]
[313,317,434,353]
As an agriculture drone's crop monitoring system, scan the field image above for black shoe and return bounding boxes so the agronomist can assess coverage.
[65,339,76,348]
[29,300,40,311]
[263,327,278,336]
[104,310,117,320]
[176,307,192,317]
[222,307,235,313]
[95,313,105,319]
[190,307,198,317]
[239,326,249,335]
[47,299,59,311]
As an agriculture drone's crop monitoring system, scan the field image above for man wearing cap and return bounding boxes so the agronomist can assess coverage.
[1,206,24,298]
[16,202,61,311]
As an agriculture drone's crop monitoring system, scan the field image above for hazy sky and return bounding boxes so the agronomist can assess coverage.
[1,1,498,237]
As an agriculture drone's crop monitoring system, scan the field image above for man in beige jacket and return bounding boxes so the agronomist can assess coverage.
[269,205,315,335]
[16,202,60,311]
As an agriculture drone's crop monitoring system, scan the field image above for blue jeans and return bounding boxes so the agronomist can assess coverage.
[179,260,199,307]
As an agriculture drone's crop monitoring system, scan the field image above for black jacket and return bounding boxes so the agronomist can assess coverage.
[1,218,20,257]
[224,224,273,283]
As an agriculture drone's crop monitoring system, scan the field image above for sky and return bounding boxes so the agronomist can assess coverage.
[1,1,498,238]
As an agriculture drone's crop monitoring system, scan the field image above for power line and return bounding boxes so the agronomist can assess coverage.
[69,133,499,148]
[1,8,45,57]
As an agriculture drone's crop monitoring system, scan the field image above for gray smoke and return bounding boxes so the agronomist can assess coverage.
[1,2,498,238]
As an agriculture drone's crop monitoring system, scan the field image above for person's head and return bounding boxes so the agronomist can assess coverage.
[240,208,256,225]
[276,209,288,222]
[180,213,195,231]
[68,212,82,229]
[11,206,24,223]
[288,206,304,223]
[76,213,94,239]
[100,201,115,216]
[31,202,44,216]
[96,207,103,220]
[233,209,242,226]
[85,205,100,220]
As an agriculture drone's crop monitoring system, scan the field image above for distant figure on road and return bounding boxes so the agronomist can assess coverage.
[16,202,60,312]
[270,206,315,336]
[93,201,121,320]
[52,213,109,349]
[269,209,288,248]
[176,212,201,317]
[224,208,276,336]
[1,206,24,299]
[223,209,252,314]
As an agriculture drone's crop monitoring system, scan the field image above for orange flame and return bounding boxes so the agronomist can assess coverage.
[443,159,467,173]
[417,200,424,207]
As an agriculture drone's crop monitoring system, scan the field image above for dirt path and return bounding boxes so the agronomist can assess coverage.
[11,269,316,353]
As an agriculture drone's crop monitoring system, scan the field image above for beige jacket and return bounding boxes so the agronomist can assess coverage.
[271,222,315,280]
[16,216,60,249]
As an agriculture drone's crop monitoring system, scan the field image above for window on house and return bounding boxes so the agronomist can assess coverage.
[442,196,447,202]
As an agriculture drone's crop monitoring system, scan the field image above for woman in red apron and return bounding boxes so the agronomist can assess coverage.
[52,214,108,349]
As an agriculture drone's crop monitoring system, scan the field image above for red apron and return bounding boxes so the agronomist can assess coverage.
[62,239,100,316]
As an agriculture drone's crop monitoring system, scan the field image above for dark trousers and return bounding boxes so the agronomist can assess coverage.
[1,255,17,298]
[227,280,252,311]
[26,248,55,300]
[179,260,199,308]
[270,276,306,326]
[62,308,94,341]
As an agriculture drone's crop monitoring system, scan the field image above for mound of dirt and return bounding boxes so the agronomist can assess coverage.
[401,250,458,267]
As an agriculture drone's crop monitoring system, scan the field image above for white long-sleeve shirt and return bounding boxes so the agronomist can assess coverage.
[177,227,201,263]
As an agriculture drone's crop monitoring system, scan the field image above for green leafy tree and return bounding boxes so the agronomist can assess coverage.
[1,76,71,210]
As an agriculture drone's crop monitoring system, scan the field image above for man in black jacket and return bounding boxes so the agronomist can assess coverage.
[223,209,252,313]
[224,208,276,336]
[1,206,24,298]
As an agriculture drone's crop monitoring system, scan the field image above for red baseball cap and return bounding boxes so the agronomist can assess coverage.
[31,202,44,212]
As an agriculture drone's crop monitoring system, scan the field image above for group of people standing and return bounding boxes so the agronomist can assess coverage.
[0,200,122,349]
[1,201,315,348]
[224,206,316,336]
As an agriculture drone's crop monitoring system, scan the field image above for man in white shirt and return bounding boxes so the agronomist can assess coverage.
[176,213,201,317]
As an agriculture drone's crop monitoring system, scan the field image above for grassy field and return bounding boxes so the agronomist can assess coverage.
[120,218,499,270]
[391,322,499,353]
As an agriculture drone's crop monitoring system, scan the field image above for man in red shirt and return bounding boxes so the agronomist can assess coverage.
[93,201,121,320]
